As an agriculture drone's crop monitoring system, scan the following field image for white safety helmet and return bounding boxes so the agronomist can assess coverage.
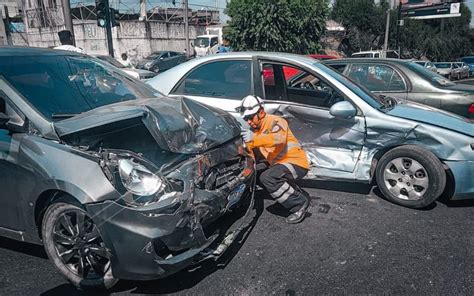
[237,95,264,119]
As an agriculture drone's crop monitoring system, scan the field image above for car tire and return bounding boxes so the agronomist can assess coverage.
[375,145,446,209]
[42,202,118,290]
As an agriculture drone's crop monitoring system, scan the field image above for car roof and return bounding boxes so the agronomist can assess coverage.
[0,46,82,57]
[323,58,408,64]
[147,52,320,94]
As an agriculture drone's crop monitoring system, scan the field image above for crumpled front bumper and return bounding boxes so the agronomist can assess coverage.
[86,160,256,281]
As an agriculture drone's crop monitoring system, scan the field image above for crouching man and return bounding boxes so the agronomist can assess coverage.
[237,95,311,224]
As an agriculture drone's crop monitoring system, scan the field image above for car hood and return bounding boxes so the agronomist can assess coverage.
[137,59,154,66]
[54,97,241,154]
[386,100,474,137]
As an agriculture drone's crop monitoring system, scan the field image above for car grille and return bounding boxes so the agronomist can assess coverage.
[198,157,246,190]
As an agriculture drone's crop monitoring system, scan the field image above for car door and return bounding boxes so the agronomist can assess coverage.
[169,59,253,118]
[255,59,367,178]
[0,95,29,235]
[345,63,408,100]
[158,52,171,70]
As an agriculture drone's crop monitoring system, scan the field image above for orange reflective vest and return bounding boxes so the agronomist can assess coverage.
[246,114,309,169]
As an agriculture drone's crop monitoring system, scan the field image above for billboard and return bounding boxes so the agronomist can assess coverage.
[401,0,462,19]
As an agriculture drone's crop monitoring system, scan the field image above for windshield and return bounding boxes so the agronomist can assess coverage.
[405,62,455,87]
[313,63,384,109]
[435,63,451,68]
[146,52,163,59]
[195,37,210,47]
[97,55,125,68]
[461,57,474,64]
[0,54,158,121]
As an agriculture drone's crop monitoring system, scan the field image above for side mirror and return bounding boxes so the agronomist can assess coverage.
[329,101,357,118]
[160,57,164,60]
[0,112,9,128]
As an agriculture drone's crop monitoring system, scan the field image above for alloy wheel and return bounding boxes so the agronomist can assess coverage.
[52,210,112,279]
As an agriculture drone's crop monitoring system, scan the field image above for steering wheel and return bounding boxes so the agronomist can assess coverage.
[303,81,314,90]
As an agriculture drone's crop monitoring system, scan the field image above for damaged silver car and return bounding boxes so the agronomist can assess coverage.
[147,52,474,209]
[0,48,255,289]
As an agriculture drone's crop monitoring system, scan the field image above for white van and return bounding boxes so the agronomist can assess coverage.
[194,35,220,57]
[351,50,400,58]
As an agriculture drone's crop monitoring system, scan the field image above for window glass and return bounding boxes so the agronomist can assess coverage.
[347,64,406,92]
[0,55,156,121]
[175,60,251,100]
[279,64,346,108]
[169,52,177,57]
[211,38,218,47]
[325,63,347,74]
[262,64,277,99]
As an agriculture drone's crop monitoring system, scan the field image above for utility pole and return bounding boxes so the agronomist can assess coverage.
[105,0,113,57]
[4,6,12,45]
[61,0,75,45]
[383,4,391,58]
[395,0,402,56]
[184,0,189,58]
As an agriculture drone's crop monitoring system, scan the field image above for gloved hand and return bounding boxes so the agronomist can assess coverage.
[241,130,254,143]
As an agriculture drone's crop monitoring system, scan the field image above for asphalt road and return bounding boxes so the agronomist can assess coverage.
[0,180,473,295]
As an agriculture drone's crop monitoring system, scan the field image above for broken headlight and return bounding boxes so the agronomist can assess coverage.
[100,152,184,207]
[118,158,164,196]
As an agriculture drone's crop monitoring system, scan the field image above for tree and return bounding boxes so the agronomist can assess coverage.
[400,4,473,61]
[331,0,389,54]
[331,0,474,60]
[225,0,330,53]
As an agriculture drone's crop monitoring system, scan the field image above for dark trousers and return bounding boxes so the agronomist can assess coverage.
[258,163,308,213]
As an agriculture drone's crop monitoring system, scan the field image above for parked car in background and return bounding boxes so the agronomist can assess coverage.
[0,47,255,290]
[308,54,338,60]
[136,51,186,73]
[414,60,438,73]
[95,55,157,80]
[323,58,474,119]
[351,50,400,58]
[456,62,470,79]
[434,62,459,80]
[461,56,474,76]
[147,52,474,209]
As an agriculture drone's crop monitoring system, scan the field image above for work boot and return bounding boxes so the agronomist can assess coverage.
[285,192,310,224]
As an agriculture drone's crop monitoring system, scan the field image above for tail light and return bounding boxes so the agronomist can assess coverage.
[469,103,474,114]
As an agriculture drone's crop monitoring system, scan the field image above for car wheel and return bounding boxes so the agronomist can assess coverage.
[42,202,118,290]
[375,145,446,208]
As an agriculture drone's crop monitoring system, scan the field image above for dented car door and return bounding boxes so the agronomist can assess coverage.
[257,59,366,178]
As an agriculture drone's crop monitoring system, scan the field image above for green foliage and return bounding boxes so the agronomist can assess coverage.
[225,0,330,53]
[332,0,474,60]
[400,4,473,61]
[332,0,389,54]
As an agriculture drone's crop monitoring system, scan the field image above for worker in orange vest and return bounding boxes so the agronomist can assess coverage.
[238,95,310,224]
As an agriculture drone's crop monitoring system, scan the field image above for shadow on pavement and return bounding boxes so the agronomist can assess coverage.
[298,179,373,195]
[41,196,264,295]
[0,237,48,259]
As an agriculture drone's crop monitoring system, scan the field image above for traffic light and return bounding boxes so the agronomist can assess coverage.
[96,0,108,28]
[110,8,119,27]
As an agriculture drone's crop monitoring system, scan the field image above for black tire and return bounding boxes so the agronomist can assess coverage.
[375,145,446,209]
[42,202,118,290]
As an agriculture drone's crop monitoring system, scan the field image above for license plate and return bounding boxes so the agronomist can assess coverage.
[227,184,246,209]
